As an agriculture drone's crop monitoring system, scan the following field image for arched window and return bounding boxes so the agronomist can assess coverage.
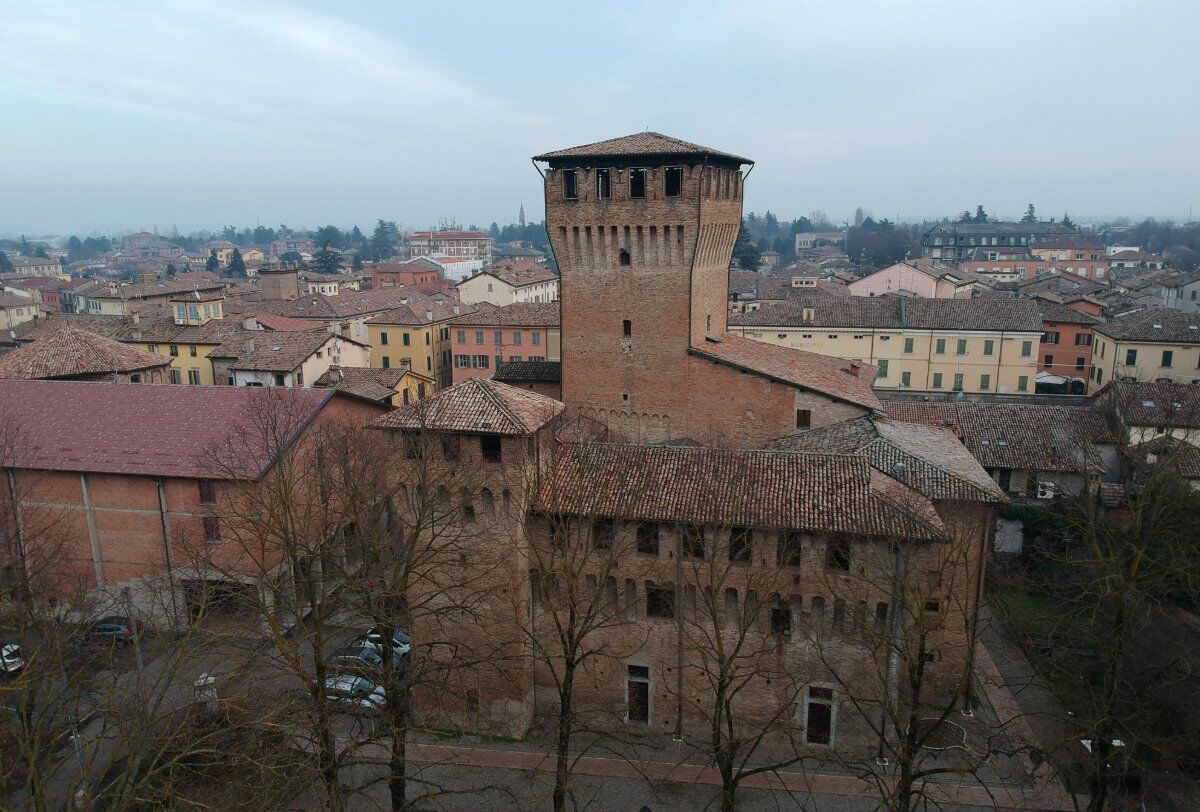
[619,249,631,266]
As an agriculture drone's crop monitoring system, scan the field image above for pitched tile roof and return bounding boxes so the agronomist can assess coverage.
[770,416,1005,502]
[209,330,345,372]
[314,365,427,404]
[370,377,564,436]
[730,295,1043,332]
[1133,436,1200,479]
[367,297,469,326]
[689,333,881,412]
[1033,296,1102,325]
[1096,380,1200,428]
[252,314,326,331]
[0,380,339,480]
[449,301,559,328]
[1093,307,1200,343]
[261,288,440,320]
[493,360,562,385]
[0,326,171,380]
[468,261,559,288]
[535,443,944,539]
[533,132,751,165]
[885,401,1113,473]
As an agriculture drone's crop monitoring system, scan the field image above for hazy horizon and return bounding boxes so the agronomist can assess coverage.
[3,0,1198,236]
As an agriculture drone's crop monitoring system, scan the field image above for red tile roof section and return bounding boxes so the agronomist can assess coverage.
[0,380,337,479]
[0,326,171,380]
[371,377,564,435]
[690,333,881,412]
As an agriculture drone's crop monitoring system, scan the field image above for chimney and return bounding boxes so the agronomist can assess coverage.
[132,312,140,325]
[453,304,460,316]
[244,340,256,355]
[426,309,433,322]
[242,317,257,330]
[847,363,861,377]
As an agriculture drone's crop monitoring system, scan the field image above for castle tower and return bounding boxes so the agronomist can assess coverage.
[534,132,751,441]
[259,264,298,300]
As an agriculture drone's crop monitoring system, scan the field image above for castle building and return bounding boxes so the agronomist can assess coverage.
[535,132,879,446]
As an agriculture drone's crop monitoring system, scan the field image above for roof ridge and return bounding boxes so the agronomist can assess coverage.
[475,378,525,432]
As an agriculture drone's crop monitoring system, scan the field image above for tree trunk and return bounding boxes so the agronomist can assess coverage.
[552,660,576,812]
[388,657,411,812]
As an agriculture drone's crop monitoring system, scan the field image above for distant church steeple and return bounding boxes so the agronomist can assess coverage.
[518,203,525,227]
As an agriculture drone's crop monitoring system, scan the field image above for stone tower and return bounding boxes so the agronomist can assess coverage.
[259,264,298,301]
[534,132,752,442]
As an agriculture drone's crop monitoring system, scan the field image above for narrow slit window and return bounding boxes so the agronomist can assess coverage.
[596,168,611,200]
[629,168,646,199]
[623,319,632,337]
[664,166,682,197]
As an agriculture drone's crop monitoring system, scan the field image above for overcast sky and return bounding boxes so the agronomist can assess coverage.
[3,0,1198,237]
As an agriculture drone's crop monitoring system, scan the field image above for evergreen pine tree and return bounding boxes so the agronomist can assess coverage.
[205,249,219,273]
[0,251,12,275]
[1062,213,1075,230]
[311,248,344,275]
[370,219,397,261]
[732,218,762,270]
[228,248,246,277]
[974,205,988,223]
[1021,204,1037,223]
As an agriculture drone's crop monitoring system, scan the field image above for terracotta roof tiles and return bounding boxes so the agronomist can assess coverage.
[0,326,170,380]
[371,377,564,436]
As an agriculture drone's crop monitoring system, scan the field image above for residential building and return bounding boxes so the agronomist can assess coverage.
[5,255,63,277]
[0,325,171,383]
[1090,379,1200,446]
[269,234,315,256]
[730,296,1044,395]
[921,221,1077,263]
[1108,250,1166,270]
[492,359,562,400]
[313,365,432,407]
[365,298,464,386]
[209,330,370,388]
[727,268,848,313]
[1034,297,1100,391]
[408,230,493,265]
[368,259,445,290]
[77,278,226,316]
[449,302,561,385]
[846,259,995,298]
[0,379,384,620]
[456,261,560,305]
[535,131,880,445]
[0,293,40,329]
[258,287,441,344]
[883,402,1116,500]
[1089,307,1200,392]
[793,231,845,252]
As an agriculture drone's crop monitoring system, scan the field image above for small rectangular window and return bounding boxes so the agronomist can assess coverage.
[646,585,675,619]
[953,373,964,391]
[777,531,802,568]
[627,665,649,723]
[1021,340,1032,357]
[826,538,850,571]
[402,333,411,347]
[629,168,646,199]
[636,522,659,555]
[381,332,389,346]
[202,516,220,541]
[956,339,967,356]
[664,166,682,197]
[805,686,834,745]
[1162,350,1173,368]
[795,409,811,429]
[729,527,752,562]
[980,373,990,390]
[562,169,578,200]
[935,338,946,355]
[197,480,216,504]
[1018,375,1029,392]
[596,168,611,200]
[480,435,502,463]
[1126,349,1137,365]
[681,525,705,559]
[623,319,632,337]
[903,337,914,354]
[983,339,994,356]
[932,372,943,389]
[877,359,889,378]
[901,370,911,387]
[592,517,615,549]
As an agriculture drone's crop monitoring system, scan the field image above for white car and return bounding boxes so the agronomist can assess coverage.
[362,627,411,657]
[1,643,23,675]
[324,675,386,710]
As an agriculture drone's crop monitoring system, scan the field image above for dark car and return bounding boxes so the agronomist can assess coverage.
[79,616,135,647]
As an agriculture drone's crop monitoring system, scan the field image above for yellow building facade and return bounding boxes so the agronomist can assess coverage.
[366,320,455,388]
[1089,309,1200,393]
[730,297,1043,395]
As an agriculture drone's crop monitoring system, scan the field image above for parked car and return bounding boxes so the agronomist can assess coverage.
[328,645,388,673]
[1,643,23,675]
[362,627,411,657]
[79,616,135,647]
[324,675,385,710]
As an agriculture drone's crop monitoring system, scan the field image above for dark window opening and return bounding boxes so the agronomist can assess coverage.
[646,585,675,618]
[796,409,811,429]
[619,249,631,266]
[636,521,659,555]
[596,168,611,200]
[777,531,802,568]
[202,516,220,541]
[729,527,752,562]
[770,603,792,637]
[826,538,851,571]
[592,517,615,549]
[622,319,632,337]
[924,599,941,613]
[197,480,216,505]
[481,435,502,463]
[875,601,889,630]
[629,168,646,199]
[682,524,705,559]
[805,687,834,745]
[664,166,682,197]
[562,170,578,200]
[627,665,649,723]
[442,437,460,461]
